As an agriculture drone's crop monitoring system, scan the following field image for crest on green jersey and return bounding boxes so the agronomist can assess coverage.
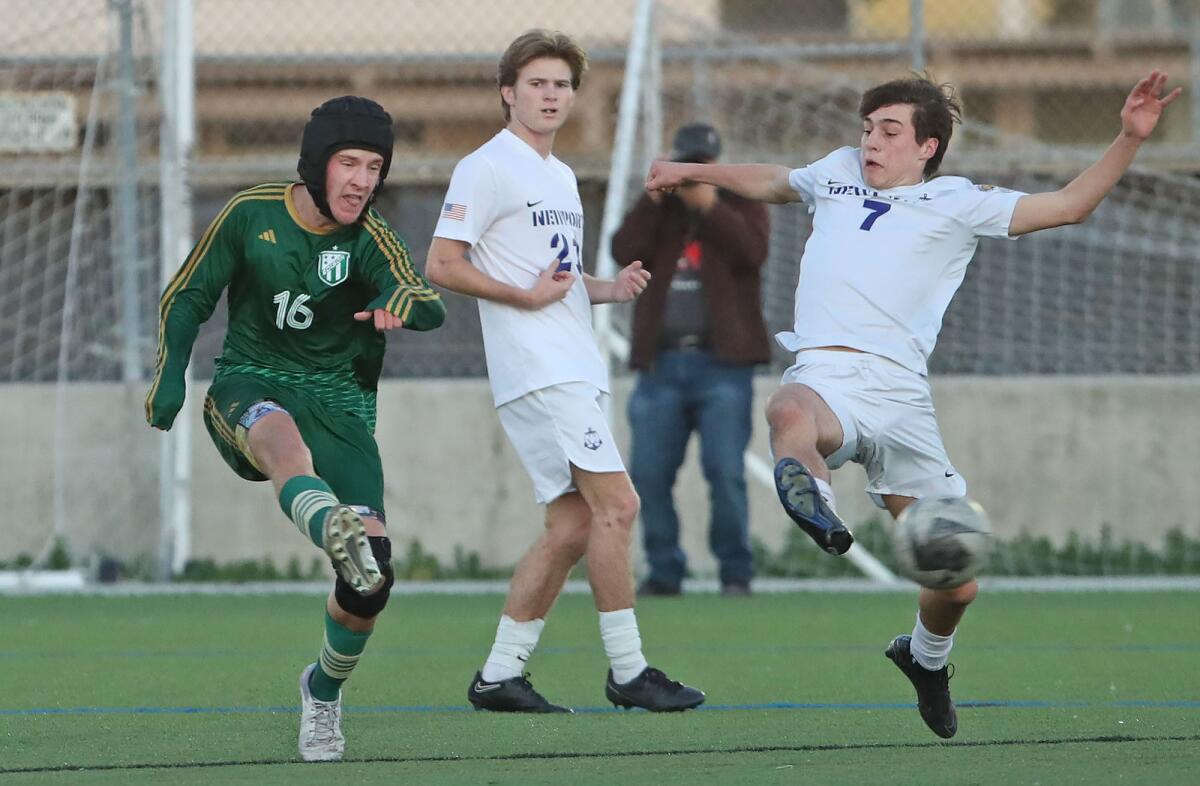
[317,249,350,287]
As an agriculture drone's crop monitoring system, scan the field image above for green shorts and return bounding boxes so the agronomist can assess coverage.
[202,373,385,515]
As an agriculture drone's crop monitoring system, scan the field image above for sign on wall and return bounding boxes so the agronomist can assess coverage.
[0,93,77,153]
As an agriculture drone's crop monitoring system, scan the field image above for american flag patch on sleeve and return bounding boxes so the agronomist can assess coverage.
[441,202,467,221]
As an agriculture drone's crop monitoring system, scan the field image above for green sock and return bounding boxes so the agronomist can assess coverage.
[278,476,338,547]
[308,611,373,702]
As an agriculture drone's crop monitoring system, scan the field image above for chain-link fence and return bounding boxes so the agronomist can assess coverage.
[2,0,1199,383]
[2,0,1198,574]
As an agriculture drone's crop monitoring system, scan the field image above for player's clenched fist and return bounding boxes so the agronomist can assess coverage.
[611,260,650,303]
[524,256,575,309]
[645,160,694,193]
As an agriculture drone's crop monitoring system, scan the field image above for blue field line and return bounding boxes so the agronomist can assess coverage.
[3,698,1198,717]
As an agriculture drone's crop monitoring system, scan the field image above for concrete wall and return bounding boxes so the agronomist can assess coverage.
[2,376,1198,575]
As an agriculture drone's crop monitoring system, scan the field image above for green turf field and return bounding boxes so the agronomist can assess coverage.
[1,591,1197,784]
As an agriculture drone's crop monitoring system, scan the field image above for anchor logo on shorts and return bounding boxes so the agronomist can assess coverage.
[583,428,603,451]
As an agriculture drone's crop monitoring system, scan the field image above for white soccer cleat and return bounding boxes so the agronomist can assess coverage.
[323,505,384,595]
[298,662,345,762]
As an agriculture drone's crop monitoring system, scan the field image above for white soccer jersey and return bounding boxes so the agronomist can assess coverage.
[782,146,1026,375]
[434,129,606,406]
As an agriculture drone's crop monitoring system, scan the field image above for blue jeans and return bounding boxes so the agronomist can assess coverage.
[627,350,755,588]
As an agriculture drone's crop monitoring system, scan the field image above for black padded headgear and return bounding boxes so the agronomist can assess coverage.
[297,95,394,223]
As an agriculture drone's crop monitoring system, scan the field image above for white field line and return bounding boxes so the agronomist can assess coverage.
[4,572,1200,596]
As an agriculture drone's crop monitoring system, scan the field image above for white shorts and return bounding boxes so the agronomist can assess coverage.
[497,382,626,504]
[780,350,967,509]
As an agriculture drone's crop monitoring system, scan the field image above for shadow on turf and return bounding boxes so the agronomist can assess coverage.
[5,734,1198,775]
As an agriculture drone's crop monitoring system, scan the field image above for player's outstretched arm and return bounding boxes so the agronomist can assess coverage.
[425,237,574,310]
[585,260,650,304]
[1008,70,1180,237]
[646,161,800,204]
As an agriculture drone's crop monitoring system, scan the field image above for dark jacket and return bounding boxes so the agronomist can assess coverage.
[611,190,771,371]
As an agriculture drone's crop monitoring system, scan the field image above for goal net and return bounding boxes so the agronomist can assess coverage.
[3,0,1196,582]
[0,1,165,574]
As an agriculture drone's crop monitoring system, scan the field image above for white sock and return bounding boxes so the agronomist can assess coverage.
[814,477,838,513]
[910,612,954,671]
[481,615,544,682]
[599,608,649,684]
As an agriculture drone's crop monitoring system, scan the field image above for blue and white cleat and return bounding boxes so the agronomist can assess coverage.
[774,458,854,555]
[298,663,344,761]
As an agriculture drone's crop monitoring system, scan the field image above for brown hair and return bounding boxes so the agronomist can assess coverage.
[497,30,589,121]
[859,75,962,177]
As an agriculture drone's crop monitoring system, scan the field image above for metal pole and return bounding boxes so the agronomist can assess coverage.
[158,0,195,579]
[909,0,925,72]
[640,6,662,183]
[594,0,655,359]
[113,0,141,383]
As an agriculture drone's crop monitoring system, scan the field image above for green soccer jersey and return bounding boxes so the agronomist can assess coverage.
[146,182,445,430]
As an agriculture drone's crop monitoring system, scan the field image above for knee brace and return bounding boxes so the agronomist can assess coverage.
[333,536,394,619]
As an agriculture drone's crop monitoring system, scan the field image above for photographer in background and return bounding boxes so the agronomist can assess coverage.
[611,122,771,597]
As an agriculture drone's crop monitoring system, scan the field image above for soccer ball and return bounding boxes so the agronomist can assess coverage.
[892,496,992,589]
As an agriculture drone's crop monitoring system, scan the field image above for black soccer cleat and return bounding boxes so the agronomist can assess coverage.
[605,667,706,712]
[885,634,957,739]
[467,671,573,713]
[774,458,854,555]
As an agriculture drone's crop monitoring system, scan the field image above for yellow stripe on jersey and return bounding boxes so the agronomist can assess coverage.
[384,284,437,319]
[385,284,440,324]
[158,183,288,309]
[364,214,427,291]
[204,394,265,472]
[364,212,441,291]
[363,216,442,320]
[146,184,288,420]
[386,289,409,321]
[203,394,240,450]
